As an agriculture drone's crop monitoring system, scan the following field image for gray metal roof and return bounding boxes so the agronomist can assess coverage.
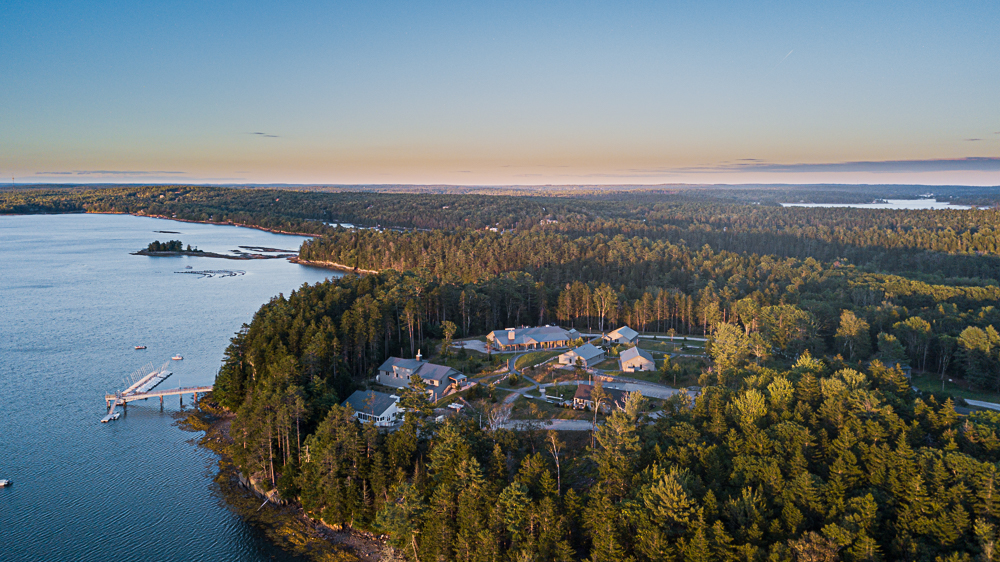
[609,326,639,340]
[343,390,398,417]
[489,326,577,346]
[620,346,653,363]
[377,357,458,383]
[564,343,604,361]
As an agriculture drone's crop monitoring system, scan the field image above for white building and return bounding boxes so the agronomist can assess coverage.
[558,343,606,367]
[619,346,656,372]
[487,325,581,351]
[342,390,401,427]
[605,326,640,345]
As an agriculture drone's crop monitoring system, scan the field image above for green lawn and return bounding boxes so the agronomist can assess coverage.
[543,385,578,401]
[638,339,705,353]
[617,369,666,384]
[515,350,563,370]
[910,373,1000,404]
[591,358,620,370]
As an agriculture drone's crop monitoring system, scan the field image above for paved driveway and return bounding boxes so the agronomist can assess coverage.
[502,419,594,431]
[454,339,490,354]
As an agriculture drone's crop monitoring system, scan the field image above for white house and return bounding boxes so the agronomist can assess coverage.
[558,343,605,367]
[342,390,401,427]
[605,326,639,345]
[376,354,466,401]
[619,346,656,372]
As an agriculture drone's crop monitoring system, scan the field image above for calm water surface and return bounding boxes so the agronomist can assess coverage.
[0,214,340,562]
[781,198,972,210]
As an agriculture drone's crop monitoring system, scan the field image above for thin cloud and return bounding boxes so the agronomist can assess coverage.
[249,132,279,138]
[682,157,1000,174]
[36,170,186,176]
[966,138,982,142]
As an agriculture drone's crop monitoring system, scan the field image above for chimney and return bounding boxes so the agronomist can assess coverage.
[416,349,422,361]
[507,329,515,341]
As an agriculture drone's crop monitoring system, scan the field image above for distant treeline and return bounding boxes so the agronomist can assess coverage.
[4,185,1000,280]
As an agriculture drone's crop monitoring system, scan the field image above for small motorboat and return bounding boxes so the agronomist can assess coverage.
[111,412,121,420]
[172,355,183,360]
[0,479,12,487]
[185,265,193,269]
[135,345,147,350]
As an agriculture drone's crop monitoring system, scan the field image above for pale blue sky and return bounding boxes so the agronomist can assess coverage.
[2,1,999,185]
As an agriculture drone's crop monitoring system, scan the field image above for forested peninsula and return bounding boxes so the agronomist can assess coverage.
[7,185,1000,560]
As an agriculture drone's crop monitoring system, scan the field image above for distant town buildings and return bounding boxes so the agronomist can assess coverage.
[487,325,581,352]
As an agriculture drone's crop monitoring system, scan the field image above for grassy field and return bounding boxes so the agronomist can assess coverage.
[638,339,705,353]
[512,396,590,420]
[543,384,578,401]
[535,367,588,384]
[591,358,621,370]
[515,350,563,370]
[910,373,1000,404]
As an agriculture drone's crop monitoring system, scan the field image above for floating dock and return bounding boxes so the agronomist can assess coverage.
[101,361,211,422]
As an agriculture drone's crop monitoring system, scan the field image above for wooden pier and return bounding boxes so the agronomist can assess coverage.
[100,361,212,422]
[101,386,213,422]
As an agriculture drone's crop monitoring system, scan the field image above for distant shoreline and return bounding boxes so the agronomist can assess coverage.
[131,249,295,260]
[287,257,378,274]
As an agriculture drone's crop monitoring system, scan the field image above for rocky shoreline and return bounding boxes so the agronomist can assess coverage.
[178,400,392,562]
[287,258,379,274]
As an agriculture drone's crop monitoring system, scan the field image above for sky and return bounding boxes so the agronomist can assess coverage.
[2,1,999,186]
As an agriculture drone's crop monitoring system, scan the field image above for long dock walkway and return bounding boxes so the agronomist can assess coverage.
[101,361,212,422]
[105,385,213,406]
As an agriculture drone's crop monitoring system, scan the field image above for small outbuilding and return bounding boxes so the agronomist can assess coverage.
[619,346,655,372]
[558,343,605,368]
[605,326,640,345]
[342,390,402,427]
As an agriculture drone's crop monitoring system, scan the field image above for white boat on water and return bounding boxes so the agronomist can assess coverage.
[0,479,12,487]
[112,412,121,420]
[172,355,183,360]
[134,345,147,350]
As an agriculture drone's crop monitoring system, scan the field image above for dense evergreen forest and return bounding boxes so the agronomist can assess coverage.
[8,185,1000,560]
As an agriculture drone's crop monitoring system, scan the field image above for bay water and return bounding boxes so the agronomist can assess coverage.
[0,214,340,561]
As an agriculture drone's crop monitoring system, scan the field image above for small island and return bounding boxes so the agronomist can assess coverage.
[132,239,297,260]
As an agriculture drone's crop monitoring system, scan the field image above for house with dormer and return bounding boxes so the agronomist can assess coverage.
[376,352,466,401]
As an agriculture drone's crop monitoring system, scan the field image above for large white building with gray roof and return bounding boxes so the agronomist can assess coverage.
[487,325,581,352]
